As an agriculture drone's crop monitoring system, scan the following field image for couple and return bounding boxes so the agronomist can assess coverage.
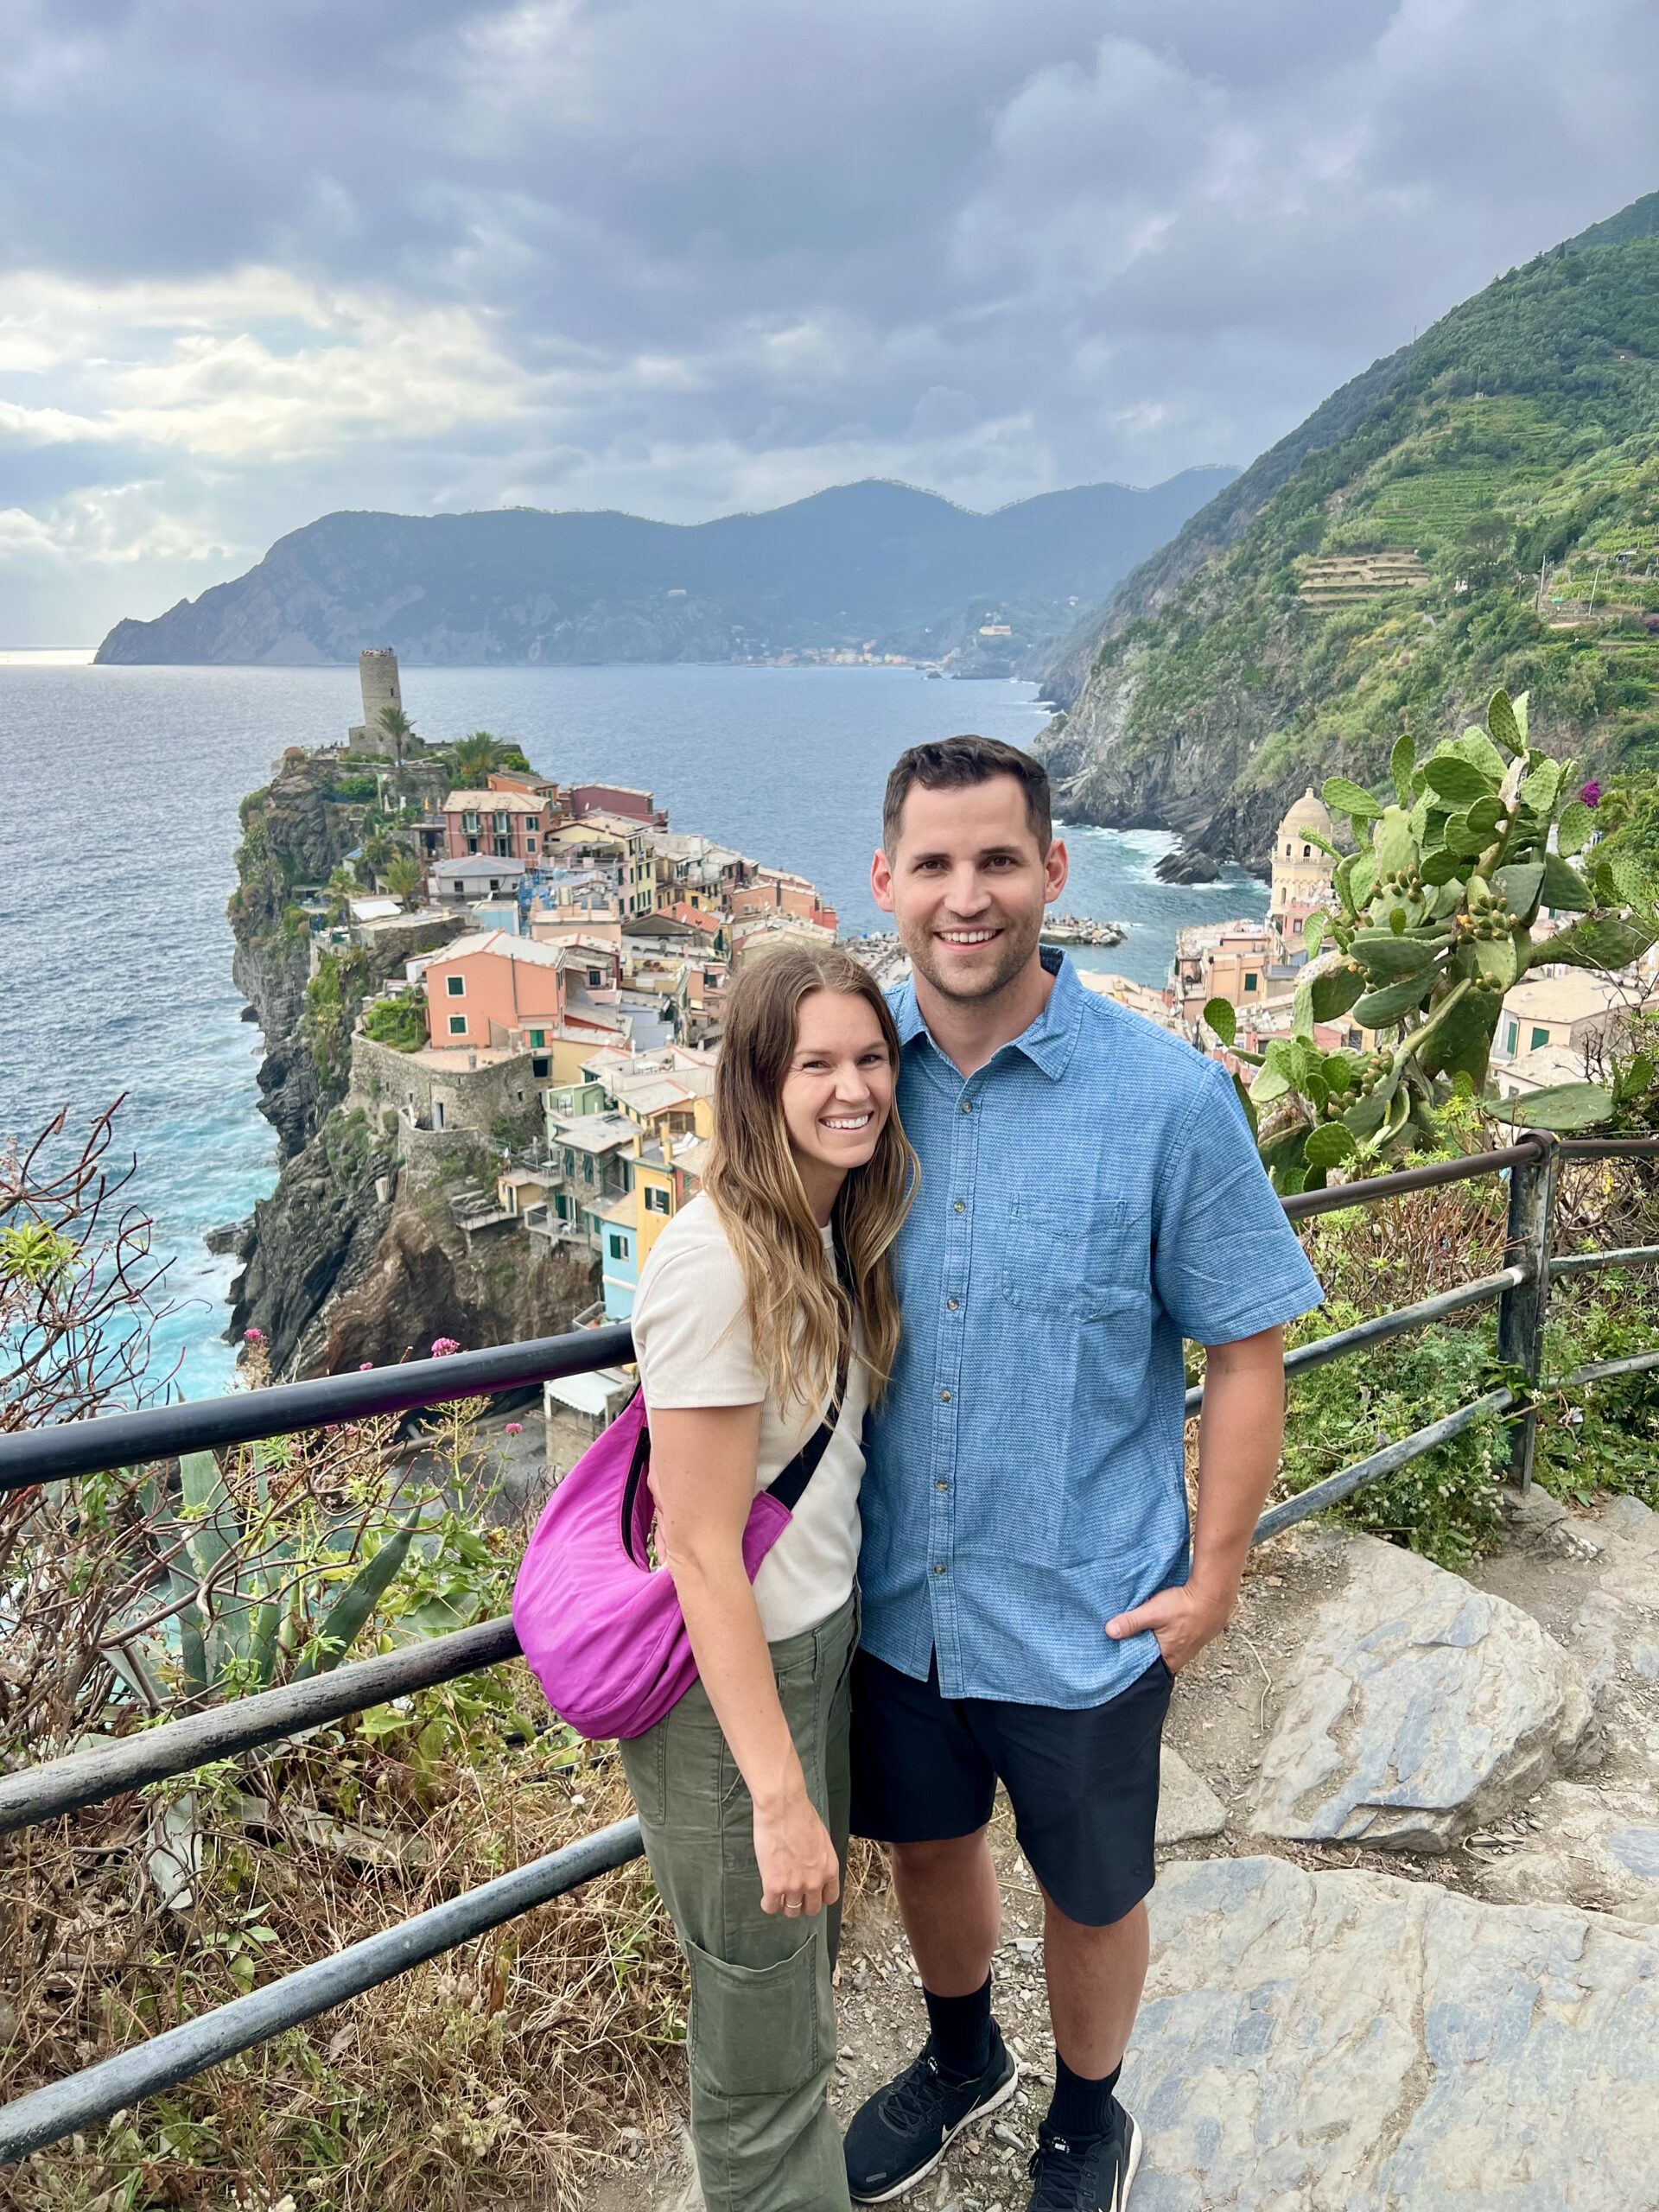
[620,736,1321,2211]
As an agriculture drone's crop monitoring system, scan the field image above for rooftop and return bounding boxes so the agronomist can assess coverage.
[1502,971,1628,1025]
[442,790,545,814]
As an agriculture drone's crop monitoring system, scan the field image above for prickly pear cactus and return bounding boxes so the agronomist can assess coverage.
[1205,692,1657,1194]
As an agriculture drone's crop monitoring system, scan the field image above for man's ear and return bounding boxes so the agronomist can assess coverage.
[871,845,896,915]
[1045,836,1070,903]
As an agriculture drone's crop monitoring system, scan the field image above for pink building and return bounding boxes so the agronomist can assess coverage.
[420,932,567,1049]
[568,782,668,828]
[438,788,550,862]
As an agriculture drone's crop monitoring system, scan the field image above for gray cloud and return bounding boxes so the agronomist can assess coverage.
[1,0,1656,640]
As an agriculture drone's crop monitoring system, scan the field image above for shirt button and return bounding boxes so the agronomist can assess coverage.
[953,1199,966,1214]
[933,1562,947,1575]
[936,1479,949,1491]
[939,1389,951,1402]
[961,1100,973,1114]
[946,1297,960,1312]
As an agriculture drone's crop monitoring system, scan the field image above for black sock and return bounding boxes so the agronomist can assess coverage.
[923,1975,993,2080]
[1046,2051,1121,2143]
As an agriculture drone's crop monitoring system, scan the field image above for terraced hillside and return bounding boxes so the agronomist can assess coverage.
[1039,192,1659,874]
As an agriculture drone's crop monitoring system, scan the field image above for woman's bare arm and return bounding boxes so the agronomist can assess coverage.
[649,1402,841,1916]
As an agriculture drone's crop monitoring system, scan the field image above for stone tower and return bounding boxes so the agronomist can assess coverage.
[351,648,404,756]
[1272,788,1337,951]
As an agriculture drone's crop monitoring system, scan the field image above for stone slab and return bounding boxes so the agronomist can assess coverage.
[1249,1534,1592,1851]
[1477,1777,1659,1926]
[1157,1746,1228,1845]
[1129,1853,1659,2210]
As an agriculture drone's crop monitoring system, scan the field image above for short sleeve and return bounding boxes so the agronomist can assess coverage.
[632,1236,766,1409]
[1153,1060,1324,1345]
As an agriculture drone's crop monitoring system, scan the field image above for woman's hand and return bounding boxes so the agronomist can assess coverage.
[754,1790,841,1919]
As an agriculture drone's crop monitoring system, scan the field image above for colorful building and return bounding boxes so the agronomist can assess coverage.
[1270,789,1338,951]
[438,789,550,863]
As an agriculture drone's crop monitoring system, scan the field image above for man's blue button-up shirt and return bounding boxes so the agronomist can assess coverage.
[861,950,1323,1709]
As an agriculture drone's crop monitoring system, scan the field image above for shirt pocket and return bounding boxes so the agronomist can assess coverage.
[1002,1195,1149,1325]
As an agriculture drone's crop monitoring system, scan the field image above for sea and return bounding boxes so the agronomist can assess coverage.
[0,654,1267,1402]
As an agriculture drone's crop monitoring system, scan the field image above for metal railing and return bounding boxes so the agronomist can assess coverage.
[3,1129,1659,2166]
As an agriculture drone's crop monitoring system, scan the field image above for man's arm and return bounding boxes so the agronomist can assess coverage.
[1105,1324,1286,1673]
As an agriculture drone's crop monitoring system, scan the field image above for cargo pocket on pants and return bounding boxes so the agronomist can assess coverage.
[684,1930,823,2099]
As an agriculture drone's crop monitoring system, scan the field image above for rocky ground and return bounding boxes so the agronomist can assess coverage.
[590,1487,1659,2210]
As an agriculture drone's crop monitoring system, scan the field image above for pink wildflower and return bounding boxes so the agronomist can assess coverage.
[244,1326,264,1344]
[1580,780,1602,808]
[359,1361,374,1371]
[505,1421,524,1436]
[430,1336,461,1357]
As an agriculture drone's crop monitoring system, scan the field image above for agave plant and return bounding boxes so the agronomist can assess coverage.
[124,1445,420,1703]
[1208,690,1657,1193]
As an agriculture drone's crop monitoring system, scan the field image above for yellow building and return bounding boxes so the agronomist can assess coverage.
[1271,789,1338,950]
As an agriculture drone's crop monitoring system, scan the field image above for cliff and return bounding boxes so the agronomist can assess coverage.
[225,753,594,1376]
[1037,190,1659,875]
[93,472,1235,670]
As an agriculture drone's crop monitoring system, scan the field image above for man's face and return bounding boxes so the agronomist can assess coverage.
[872,774,1068,1005]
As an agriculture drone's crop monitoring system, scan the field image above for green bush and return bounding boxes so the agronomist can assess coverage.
[363,990,428,1052]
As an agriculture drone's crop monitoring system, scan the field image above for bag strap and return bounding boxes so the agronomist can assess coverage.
[764,1219,855,1514]
[623,1219,856,1555]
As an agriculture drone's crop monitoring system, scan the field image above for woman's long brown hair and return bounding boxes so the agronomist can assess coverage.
[703,946,917,1415]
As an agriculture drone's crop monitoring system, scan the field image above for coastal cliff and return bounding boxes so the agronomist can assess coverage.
[1035,192,1659,876]
[225,751,592,1376]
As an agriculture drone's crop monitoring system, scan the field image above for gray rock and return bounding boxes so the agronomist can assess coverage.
[1497,1481,1567,1545]
[1128,1854,1659,2209]
[1157,1747,1228,1844]
[1598,1494,1658,1541]
[1477,1778,1659,1925]
[1249,1535,1592,1852]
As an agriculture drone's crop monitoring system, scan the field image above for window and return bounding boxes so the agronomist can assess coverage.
[526,837,537,854]
[607,1231,628,1262]
[1505,1020,1519,1054]
[494,836,512,857]
[531,1055,550,1078]
[1302,844,1312,858]
[494,812,511,833]
[588,968,602,986]
[529,1027,545,1048]
[645,1185,671,1215]
[467,836,478,854]
[448,1014,467,1036]
[462,811,480,833]
[1530,1026,1551,1052]
[446,973,465,996]
[1243,972,1259,993]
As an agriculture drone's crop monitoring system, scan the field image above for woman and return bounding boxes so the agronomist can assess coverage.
[621,945,915,2212]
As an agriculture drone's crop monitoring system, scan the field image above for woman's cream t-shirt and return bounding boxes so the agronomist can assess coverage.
[630,1192,868,1643]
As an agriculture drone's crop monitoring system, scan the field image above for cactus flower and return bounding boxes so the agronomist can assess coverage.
[430,1336,461,1357]
[1580,780,1602,807]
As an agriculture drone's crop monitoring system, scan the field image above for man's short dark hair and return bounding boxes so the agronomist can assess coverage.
[882,735,1052,854]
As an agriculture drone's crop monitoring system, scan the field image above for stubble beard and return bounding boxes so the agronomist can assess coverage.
[904,905,1046,1007]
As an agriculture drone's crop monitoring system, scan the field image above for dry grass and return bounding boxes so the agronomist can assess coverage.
[3,1669,687,2212]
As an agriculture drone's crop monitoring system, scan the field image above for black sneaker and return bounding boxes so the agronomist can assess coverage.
[1026,2107,1141,2210]
[844,2023,1019,2202]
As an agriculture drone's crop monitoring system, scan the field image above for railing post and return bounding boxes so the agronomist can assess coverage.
[1497,1134,1559,1489]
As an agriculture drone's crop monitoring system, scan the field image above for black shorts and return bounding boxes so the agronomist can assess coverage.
[849,1647,1173,1928]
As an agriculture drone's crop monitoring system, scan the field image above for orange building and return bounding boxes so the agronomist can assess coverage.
[420,932,568,1049]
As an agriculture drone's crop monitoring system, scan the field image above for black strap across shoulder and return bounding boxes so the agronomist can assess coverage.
[620,1222,856,1560]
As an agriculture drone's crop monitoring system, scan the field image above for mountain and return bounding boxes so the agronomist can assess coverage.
[1037,192,1659,875]
[93,470,1236,669]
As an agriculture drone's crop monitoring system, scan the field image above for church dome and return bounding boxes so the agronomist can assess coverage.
[1277,787,1336,842]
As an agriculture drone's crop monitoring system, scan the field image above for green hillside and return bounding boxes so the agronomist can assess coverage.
[1039,193,1659,871]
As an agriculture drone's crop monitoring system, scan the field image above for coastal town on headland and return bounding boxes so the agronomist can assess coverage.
[229,645,1639,1457]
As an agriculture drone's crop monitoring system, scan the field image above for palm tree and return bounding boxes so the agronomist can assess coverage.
[359,830,397,887]
[377,704,414,762]
[449,729,503,787]
[383,850,424,911]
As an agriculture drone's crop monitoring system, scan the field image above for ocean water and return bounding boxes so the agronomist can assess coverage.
[0,657,1266,1400]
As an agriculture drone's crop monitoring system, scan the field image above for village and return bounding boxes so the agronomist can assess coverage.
[289,650,1641,1456]
[1085,785,1641,1114]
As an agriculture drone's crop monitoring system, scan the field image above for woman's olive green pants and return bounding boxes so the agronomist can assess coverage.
[620,1593,857,2212]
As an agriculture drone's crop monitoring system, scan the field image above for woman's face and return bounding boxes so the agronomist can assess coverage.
[779,988,894,1191]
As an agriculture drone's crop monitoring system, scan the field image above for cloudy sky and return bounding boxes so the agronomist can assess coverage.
[3,0,1656,644]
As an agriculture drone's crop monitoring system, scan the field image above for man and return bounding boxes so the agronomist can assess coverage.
[843,737,1321,2209]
